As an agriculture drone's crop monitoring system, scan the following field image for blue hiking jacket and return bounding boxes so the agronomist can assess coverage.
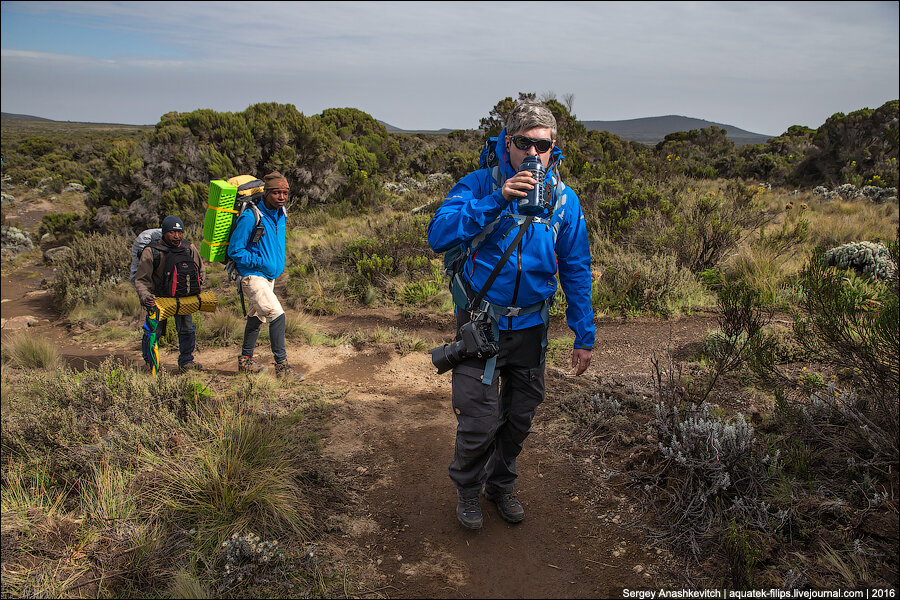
[427,129,595,350]
[227,198,286,280]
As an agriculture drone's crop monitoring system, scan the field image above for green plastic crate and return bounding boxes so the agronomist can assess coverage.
[201,180,238,262]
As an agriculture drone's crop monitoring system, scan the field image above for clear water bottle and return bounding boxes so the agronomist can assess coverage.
[518,156,545,216]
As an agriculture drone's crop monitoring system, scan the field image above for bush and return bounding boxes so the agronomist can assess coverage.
[825,240,897,281]
[591,243,710,316]
[654,182,770,273]
[1,358,188,489]
[644,400,784,559]
[793,244,899,437]
[51,232,130,312]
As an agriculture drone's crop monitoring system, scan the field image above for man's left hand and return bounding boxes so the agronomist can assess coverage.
[571,348,592,376]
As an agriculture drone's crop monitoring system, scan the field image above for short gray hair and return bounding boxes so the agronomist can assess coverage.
[506,101,557,139]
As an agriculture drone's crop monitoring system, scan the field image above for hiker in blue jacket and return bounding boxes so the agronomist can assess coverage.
[228,171,303,381]
[427,101,595,529]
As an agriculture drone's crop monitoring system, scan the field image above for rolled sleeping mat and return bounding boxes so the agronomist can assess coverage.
[154,291,218,321]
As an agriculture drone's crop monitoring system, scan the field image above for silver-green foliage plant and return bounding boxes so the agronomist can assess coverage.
[0,225,34,258]
[825,241,897,281]
[220,532,285,591]
[647,401,785,557]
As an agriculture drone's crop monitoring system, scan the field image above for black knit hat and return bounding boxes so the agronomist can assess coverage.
[161,215,184,234]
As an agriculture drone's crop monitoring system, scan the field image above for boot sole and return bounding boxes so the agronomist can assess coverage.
[457,513,483,529]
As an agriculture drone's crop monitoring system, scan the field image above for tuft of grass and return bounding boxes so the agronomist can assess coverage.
[167,569,211,599]
[143,400,312,552]
[0,462,67,516]
[285,310,319,342]
[79,460,137,527]
[195,308,244,345]
[1,332,61,370]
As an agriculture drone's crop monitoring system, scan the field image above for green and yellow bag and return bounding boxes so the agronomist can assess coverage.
[200,175,264,262]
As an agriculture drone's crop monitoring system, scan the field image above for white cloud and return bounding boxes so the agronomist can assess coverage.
[2,1,897,133]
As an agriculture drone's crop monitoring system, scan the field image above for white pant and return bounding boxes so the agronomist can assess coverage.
[240,275,284,323]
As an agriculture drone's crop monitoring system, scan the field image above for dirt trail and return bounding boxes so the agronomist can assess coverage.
[2,262,719,597]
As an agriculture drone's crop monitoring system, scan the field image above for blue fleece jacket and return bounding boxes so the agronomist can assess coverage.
[227,198,286,280]
[427,129,595,350]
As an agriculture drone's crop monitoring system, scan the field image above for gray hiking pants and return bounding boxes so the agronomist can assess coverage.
[241,312,287,364]
[449,361,545,497]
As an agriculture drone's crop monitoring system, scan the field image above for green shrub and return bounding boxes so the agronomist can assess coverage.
[400,279,441,306]
[654,183,769,273]
[51,232,130,312]
[793,244,899,433]
[38,212,82,243]
[1,358,188,488]
[591,244,710,316]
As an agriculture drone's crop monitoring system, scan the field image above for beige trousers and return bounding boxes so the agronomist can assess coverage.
[240,275,284,323]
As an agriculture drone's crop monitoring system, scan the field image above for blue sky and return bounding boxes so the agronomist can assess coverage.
[1,1,898,135]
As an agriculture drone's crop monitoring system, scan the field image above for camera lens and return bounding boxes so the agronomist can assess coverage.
[429,340,467,374]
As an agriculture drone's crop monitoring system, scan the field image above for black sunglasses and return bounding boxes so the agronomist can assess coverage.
[510,135,553,153]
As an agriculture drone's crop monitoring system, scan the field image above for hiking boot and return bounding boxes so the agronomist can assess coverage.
[238,355,267,374]
[484,490,525,524]
[457,492,483,530]
[275,361,305,382]
[180,361,202,372]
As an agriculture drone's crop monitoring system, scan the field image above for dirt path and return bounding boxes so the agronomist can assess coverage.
[2,261,719,597]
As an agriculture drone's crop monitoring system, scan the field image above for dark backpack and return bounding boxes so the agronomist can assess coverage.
[152,240,201,298]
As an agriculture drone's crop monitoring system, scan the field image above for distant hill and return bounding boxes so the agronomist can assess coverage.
[379,115,773,146]
[6,112,772,146]
[580,115,773,146]
[1,112,151,128]
[1,112,54,121]
[377,120,454,135]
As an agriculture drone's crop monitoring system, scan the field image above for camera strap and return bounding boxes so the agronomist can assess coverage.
[465,215,534,386]
[468,215,534,315]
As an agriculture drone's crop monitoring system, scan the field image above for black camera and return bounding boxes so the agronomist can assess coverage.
[429,319,499,374]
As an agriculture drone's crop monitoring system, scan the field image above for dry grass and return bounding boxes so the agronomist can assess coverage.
[805,197,899,247]
[0,332,61,370]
